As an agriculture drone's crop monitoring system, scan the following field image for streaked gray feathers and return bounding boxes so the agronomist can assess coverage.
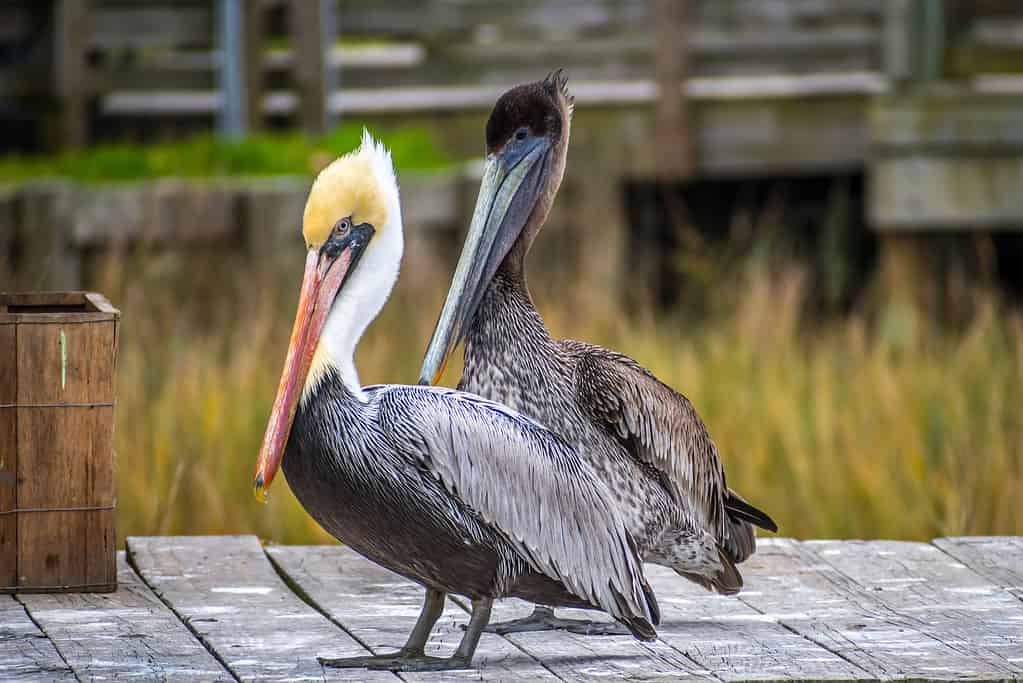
[370,384,659,629]
[566,341,758,562]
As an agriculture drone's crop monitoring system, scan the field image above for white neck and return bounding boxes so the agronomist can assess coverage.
[303,147,404,402]
[308,216,403,402]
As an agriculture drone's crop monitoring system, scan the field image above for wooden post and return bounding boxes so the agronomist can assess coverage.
[884,0,945,87]
[918,0,945,82]
[652,0,690,179]
[54,0,89,149]
[218,0,245,138]
[243,0,264,133]
[290,0,332,136]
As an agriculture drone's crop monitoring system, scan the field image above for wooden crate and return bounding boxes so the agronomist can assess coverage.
[0,292,119,593]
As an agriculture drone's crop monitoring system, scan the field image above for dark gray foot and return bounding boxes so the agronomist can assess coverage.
[480,609,630,636]
[318,651,471,672]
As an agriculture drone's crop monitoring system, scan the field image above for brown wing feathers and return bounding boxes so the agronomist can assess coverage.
[567,340,776,570]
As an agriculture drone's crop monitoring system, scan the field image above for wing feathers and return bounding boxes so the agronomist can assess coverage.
[567,341,775,565]
[375,385,658,635]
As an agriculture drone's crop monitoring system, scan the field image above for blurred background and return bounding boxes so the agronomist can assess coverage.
[1,0,1021,545]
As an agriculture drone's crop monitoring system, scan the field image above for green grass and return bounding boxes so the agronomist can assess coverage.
[0,125,452,183]
[95,243,1022,546]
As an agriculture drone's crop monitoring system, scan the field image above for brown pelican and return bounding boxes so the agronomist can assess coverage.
[252,132,659,671]
[420,72,777,634]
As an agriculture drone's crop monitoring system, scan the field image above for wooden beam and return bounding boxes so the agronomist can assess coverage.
[652,0,691,178]
[54,0,90,149]
[243,0,264,133]
[290,0,331,135]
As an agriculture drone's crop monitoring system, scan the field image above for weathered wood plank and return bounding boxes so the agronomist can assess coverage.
[265,545,559,682]
[0,595,75,682]
[933,537,1023,603]
[0,321,16,591]
[17,552,230,681]
[870,156,1023,231]
[126,535,396,682]
[738,538,1015,680]
[480,596,716,681]
[808,540,1023,678]
[17,182,81,290]
[643,563,869,681]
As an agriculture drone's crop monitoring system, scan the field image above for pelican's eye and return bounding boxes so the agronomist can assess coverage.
[514,127,528,142]
[333,217,352,238]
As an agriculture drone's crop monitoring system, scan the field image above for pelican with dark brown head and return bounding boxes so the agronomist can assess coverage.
[421,72,777,635]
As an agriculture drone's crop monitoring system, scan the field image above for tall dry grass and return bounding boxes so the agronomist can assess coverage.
[97,240,1023,545]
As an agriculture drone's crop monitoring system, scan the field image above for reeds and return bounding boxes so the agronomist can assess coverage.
[103,242,1022,545]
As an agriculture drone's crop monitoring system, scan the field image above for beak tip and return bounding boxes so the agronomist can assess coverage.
[253,474,268,504]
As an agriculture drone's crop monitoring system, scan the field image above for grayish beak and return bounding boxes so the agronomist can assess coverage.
[419,136,551,385]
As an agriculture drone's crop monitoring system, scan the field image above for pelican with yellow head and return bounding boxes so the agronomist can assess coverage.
[252,130,660,671]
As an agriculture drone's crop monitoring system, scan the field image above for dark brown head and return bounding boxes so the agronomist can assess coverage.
[419,71,573,385]
[486,70,573,157]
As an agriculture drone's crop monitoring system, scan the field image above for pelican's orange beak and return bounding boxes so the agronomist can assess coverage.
[253,247,352,502]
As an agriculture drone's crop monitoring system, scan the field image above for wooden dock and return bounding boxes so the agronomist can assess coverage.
[3,536,1021,682]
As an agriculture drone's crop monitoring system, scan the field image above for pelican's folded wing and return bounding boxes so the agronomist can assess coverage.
[373,384,658,633]
[565,340,775,563]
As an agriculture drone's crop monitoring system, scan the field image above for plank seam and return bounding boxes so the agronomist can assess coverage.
[735,541,895,680]
[446,594,570,682]
[11,594,81,683]
[735,592,879,681]
[262,547,405,682]
[811,540,1023,678]
[796,541,1013,677]
[931,539,1023,606]
[124,545,240,683]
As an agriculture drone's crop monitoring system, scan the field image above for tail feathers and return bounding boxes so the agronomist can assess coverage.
[675,547,743,596]
[721,489,775,564]
[725,489,777,532]
[723,519,757,564]
[610,577,660,641]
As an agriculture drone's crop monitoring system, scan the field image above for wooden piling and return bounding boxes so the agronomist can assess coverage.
[290,0,331,136]
[53,0,90,149]
[652,0,691,180]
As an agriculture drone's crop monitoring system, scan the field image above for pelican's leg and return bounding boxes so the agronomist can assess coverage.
[483,605,631,636]
[400,587,447,656]
[319,588,448,670]
[319,592,494,671]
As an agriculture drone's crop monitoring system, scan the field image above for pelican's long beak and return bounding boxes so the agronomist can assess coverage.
[253,226,372,502]
[419,136,551,385]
